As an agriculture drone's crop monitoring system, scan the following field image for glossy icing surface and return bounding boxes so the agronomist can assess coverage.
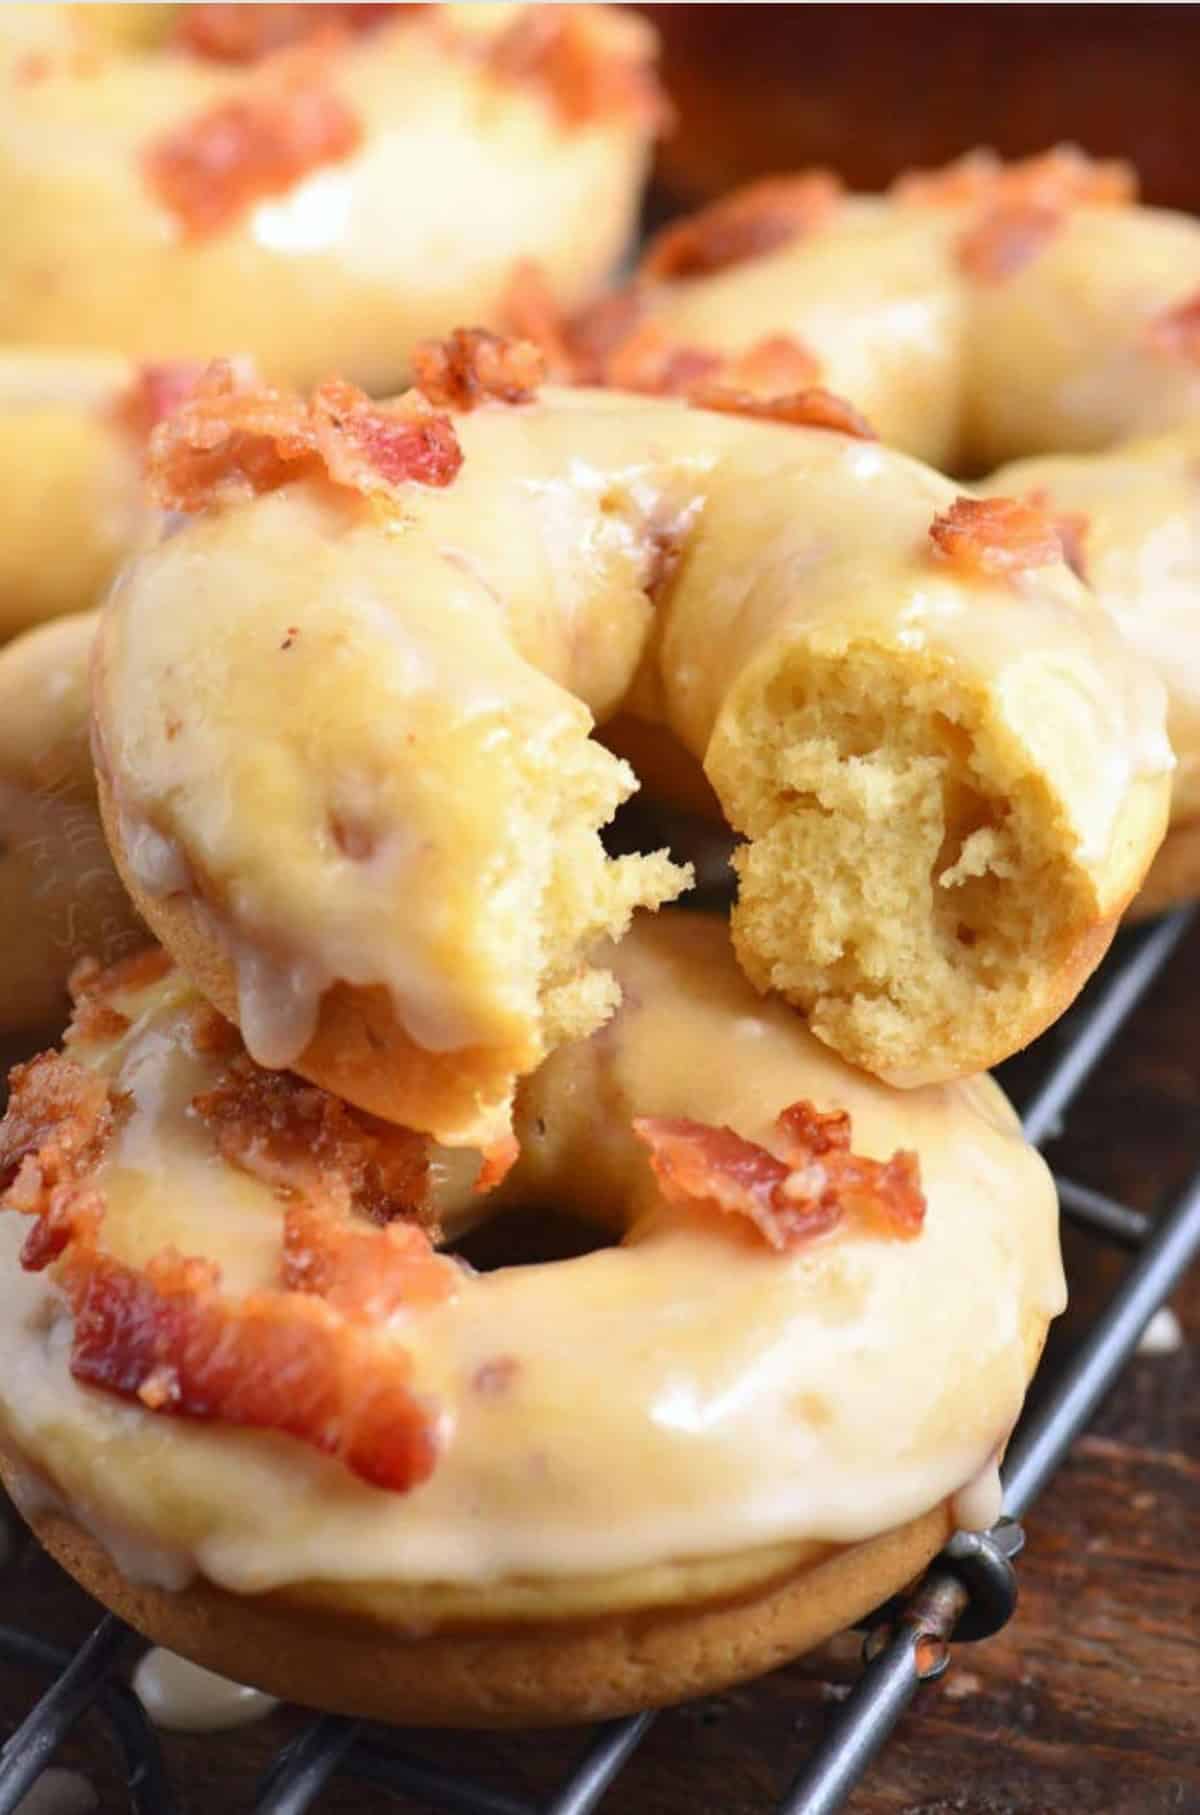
[0,915,1064,1592]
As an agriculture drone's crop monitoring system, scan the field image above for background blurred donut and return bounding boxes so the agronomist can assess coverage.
[0,3,663,389]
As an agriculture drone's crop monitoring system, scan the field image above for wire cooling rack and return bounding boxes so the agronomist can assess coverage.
[0,905,1197,1815]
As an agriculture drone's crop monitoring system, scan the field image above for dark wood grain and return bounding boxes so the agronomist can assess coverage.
[2,917,1198,1814]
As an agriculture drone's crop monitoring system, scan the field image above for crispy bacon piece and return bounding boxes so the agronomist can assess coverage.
[192,1054,434,1229]
[0,1055,119,1270]
[1021,487,1090,582]
[144,48,362,238]
[640,172,843,282]
[564,284,648,384]
[603,323,724,397]
[895,145,1136,211]
[411,329,545,411]
[66,948,172,1047]
[147,361,462,512]
[110,362,209,441]
[61,1245,438,1491]
[688,383,877,441]
[485,4,668,131]
[281,1200,454,1318]
[957,202,1064,282]
[930,495,1065,577]
[727,334,823,395]
[1146,289,1200,363]
[633,1099,924,1250]
[497,261,578,380]
[176,5,405,63]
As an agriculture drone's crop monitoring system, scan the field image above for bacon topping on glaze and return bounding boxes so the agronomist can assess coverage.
[192,1054,435,1230]
[0,1006,454,1492]
[603,323,725,397]
[688,384,877,441]
[929,495,1067,577]
[640,172,843,281]
[111,361,210,442]
[1021,487,1090,583]
[175,5,406,63]
[561,283,649,383]
[1145,289,1200,363]
[411,329,545,411]
[632,1101,924,1250]
[957,202,1064,283]
[147,360,462,512]
[485,4,669,131]
[496,261,580,380]
[144,47,362,238]
[893,145,1137,211]
[66,948,173,1047]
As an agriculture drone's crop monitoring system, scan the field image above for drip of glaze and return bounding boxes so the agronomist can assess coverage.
[132,1647,279,1733]
[13,1770,97,1815]
[951,1454,1004,1532]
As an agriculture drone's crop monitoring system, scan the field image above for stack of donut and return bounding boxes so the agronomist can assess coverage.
[0,16,1185,1724]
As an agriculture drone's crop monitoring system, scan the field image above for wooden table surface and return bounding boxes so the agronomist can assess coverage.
[1,914,1198,1815]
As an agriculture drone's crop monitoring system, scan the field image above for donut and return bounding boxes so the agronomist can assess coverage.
[0,612,143,1036]
[90,344,1169,1144]
[0,911,1064,1725]
[518,149,1200,913]
[0,4,661,390]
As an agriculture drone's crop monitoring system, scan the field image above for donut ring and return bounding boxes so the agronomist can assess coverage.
[534,150,1200,912]
[0,3,660,389]
[0,913,1061,1724]
[92,346,1170,1144]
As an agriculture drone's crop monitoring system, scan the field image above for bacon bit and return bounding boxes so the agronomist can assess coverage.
[68,947,172,1009]
[61,1244,438,1492]
[147,361,462,512]
[175,5,406,63]
[0,1055,119,1271]
[281,1200,455,1319]
[410,329,545,411]
[110,361,209,441]
[640,172,843,282]
[930,495,1065,577]
[144,46,362,238]
[485,4,668,132]
[603,323,724,397]
[957,202,1063,282]
[475,1135,519,1195]
[688,384,877,441]
[895,145,1137,211]
[633,1100,924,1250]
[472,1355,520,1397]
[1146,289,1200,363]
[188,1001,243,1058]
[564,284,648,384]
[192,1055,435,1230]
[727,334,823,395]
[496,261,577,380]
[1022,487,1090,582]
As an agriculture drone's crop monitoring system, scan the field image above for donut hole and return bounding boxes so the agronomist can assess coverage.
[707,641,1099,1083]
[449,1204,614,1272]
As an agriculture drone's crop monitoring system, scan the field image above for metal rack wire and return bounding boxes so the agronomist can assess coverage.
[1,906,1197,1815]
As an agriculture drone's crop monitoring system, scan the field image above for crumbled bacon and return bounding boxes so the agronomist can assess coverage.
[957,202,1064,282]
[1146,289,1200,363]
[110,362,210,441]
[485,4,668,131]
[144,47,362,238]
[929,495,1066,577]
[61,1245,438,1492]
[147,361,462,512]
[633,1099,924,1250]
[727,334,822,395]
[281,1200,455,1318]
[564,284,648,383]
[640,172,843,282]
[411,329,545,411]
[175,5,406,63]
[192,1054,435,1230]
[496,261,578,379]
[603,323,724,397]
[69,947,172,1009]
[0,1055,120,1271]
[894,145,1137,211]
[1022,487,1090,582]
[688,384,877,441]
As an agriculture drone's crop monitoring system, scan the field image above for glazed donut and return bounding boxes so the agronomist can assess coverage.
[0,911,1063,1725]
[91,348,1169,1143]
[0,612,143,1035]
[524,149,1200,914]
[0,4,660,390]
